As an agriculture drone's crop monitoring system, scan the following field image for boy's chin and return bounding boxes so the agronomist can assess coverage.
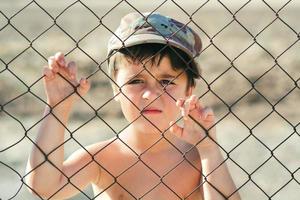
[133,118,169,134]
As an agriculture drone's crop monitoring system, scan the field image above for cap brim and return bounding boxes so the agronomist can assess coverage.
[108,34,194,59]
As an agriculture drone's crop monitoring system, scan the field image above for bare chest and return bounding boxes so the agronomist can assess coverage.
[93,160,202,200]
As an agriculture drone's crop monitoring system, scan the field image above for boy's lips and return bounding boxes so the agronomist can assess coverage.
[141,108,162,114]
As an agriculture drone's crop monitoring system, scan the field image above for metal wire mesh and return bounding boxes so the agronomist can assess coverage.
[0,0,299,199]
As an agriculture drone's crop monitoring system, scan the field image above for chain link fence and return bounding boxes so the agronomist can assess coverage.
[0,0,299,199]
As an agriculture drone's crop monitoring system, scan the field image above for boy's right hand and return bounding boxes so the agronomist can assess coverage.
[43,52,90,111]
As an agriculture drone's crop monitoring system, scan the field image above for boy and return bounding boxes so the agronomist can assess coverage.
[25,12,241,200]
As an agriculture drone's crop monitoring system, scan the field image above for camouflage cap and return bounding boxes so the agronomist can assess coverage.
[107,12,202,59]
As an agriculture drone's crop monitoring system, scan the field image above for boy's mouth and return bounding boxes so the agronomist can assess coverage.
[141,108,162,114]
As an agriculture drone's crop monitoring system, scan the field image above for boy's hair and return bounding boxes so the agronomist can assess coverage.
[108,43,201,89]
[107,12,203,90]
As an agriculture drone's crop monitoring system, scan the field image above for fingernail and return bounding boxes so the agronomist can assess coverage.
[59,59,65,66]
[183,111,188,120]
[181,108,185,116]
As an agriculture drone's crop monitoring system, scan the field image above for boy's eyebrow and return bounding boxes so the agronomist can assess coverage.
[157,74,177,79]
[130,73,177,80]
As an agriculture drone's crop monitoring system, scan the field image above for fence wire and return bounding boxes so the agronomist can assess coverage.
[0,0,299,200]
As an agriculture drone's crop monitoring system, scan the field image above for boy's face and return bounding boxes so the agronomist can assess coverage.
[113,55,193,133]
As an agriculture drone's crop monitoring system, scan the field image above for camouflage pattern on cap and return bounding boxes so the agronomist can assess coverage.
[107,12,202,59]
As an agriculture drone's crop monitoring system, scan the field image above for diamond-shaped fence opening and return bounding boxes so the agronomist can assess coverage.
[9,1,54,41]
[74,25,113,63]
[0,25,30,64]
[256,19,299,58]
[230,135,271,174]
[273,133,300,172]
[235,2,277,36]
[210,67,253,106]
[275,88,300,126]
[237,180,270,200]
[214,113,251,152]
[212,21,254,61]
[252,112,294,150]
[31,24,76,57]
[96,99,126,134]
[7,49,47,86]
[0,1,299,200]
[3,90,47,130]
[0,69,28,106]
[231,89,274,128]
[279,1,300,32]
[251,157,293,197]
[277,40,300,81]
[271,180,300,200]
[55,2,100,42]
[234,42,275,72]
[191,1,234,37]
[254,65,296,105]
[0,112,25,153]
[199,44,232,82]
[0,161,23,200]
[69,117,118,147]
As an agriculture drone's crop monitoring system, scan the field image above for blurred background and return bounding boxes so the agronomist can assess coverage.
[0,0,299,199]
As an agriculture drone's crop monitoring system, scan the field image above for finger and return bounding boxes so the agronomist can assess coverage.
[198,101,206,111]
[203,107,215,121]
[176,98,185,107]
[176,98,186,119]
[48,56,59,73]
[183,96,194,120]
[77,78,90,96]
[54,52,66,67]
[67,61,77,80]
[169,121,183,138]
[43,66,55,81]
[193,100,207,119]
[189,95,198,110]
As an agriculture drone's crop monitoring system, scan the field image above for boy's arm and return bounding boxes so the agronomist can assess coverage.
[25,52,98,199]
[26,106,100,199]
[197,141,241,200]
[170,95,241,200]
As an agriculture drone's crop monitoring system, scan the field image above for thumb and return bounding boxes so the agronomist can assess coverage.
[77,78,90,96]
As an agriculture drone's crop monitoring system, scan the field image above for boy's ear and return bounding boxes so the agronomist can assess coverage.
[112,86,120,101]
[113,87,119,101]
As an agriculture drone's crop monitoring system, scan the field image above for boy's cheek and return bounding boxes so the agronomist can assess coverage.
[164,89,187,102]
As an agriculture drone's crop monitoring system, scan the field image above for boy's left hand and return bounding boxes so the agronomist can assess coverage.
[169,95,217,148]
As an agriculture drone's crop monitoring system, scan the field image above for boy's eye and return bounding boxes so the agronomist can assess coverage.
[160,79,175,87]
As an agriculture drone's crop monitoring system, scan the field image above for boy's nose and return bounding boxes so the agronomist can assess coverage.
[142,87,161,101]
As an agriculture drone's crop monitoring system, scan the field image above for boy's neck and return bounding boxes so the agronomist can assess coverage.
[120,125,178,155]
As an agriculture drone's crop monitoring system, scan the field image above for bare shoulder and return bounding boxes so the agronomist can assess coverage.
[64,137,119,169]
[84,137,136,173]
[85,137,119,155]
[174,139,201,170]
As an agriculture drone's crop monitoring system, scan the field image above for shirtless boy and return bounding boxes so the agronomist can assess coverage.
[25,12,241,200]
